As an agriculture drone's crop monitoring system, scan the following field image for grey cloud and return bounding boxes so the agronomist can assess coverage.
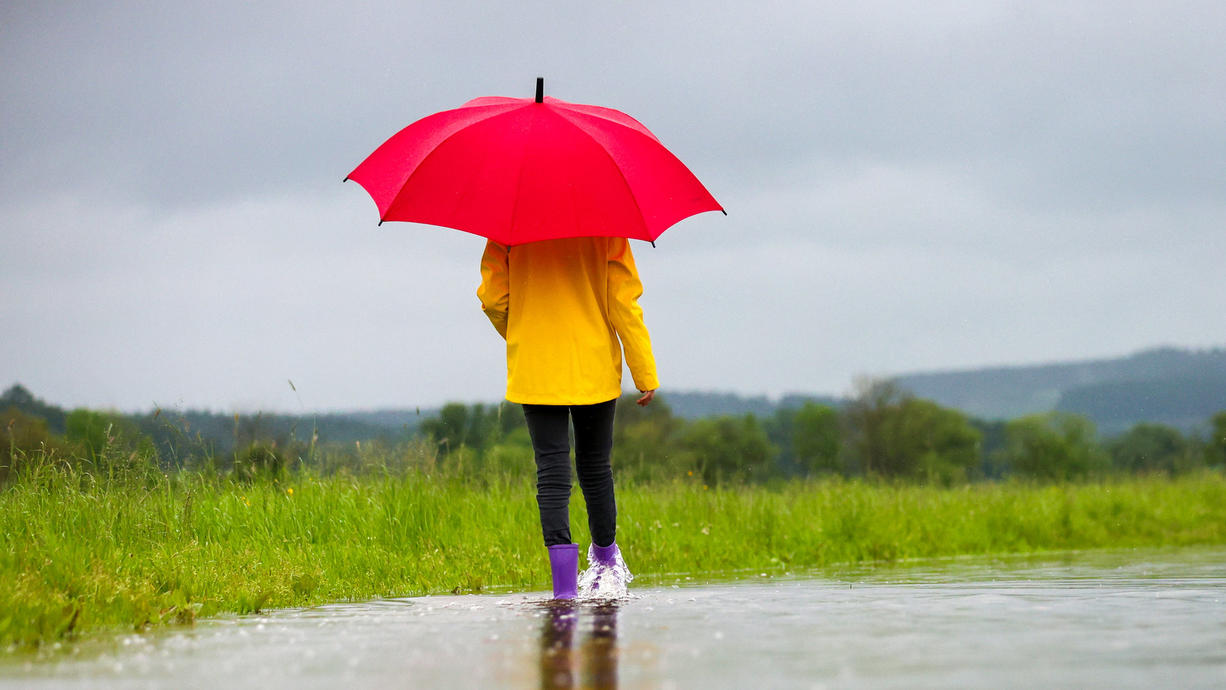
[3,1,1226,410]
[6,2,1224,212]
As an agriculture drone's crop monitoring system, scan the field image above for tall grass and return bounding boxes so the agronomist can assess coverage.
[622,476,1226,573]
[2,448,1224,651]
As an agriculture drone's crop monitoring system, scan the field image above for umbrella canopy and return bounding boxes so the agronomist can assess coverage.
[346,80,723,245]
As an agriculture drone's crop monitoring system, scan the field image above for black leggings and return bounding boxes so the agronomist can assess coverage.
[522,399,617,548]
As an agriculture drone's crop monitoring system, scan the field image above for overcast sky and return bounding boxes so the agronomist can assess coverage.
[2,1,1224,413]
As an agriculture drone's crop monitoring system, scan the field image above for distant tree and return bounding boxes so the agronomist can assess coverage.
[1108,423,1198,475]
[971,418,1009,479]
[1,384,67,434]
[465,403,499,450]
[790,402,841,475]
[841,378,907,476]
[841,379,981,482]
[611,394,689,482]
[1206,411,1226,469]
[679,414,776,485]
[1,406,69,482]
[763,407,795,466]
[994,412,1109,481]
[421,402,499,455]
[65,409,119,462]
[481,426,535,478]
[0,385,36,408]
[64,408,157,477]
[890,398,982,483]
[495,401,526,438]
[232,441,287,482]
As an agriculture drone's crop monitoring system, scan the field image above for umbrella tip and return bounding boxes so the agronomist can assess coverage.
[343,176,349,183]
[721,209,728,216]
[535,77,543,103]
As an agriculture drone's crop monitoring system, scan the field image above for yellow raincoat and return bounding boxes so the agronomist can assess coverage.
[477,236,659,405]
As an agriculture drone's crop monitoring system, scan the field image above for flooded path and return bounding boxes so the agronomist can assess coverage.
[6,547,1225,688]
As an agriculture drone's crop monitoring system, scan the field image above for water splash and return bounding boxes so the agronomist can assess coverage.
[577,544,634,601]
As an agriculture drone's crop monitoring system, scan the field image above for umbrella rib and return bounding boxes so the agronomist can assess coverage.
[552,102,661,143]
[545,107,653,241]
[506,113,537,246]
[382,103,530,223]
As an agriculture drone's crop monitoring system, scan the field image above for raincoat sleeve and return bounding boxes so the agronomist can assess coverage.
[477,240,510,340]
[607,238,660,392]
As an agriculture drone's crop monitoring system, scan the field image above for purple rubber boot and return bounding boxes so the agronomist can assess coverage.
[578,541,634,599]
[548,544,579,599]
[591,542,620,568]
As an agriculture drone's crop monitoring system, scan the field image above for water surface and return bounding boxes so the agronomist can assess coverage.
[6,547,1224,688]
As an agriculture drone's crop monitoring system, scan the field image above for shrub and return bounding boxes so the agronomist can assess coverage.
[1108,423,1200,475]
[611,394,691,483]
[791,402,841,475]
[1206,411,1226,469]
[232,442,287,482]
[1,407,69,482]
[994,412,1109,481]
[679,414,776,485]
[841,379,981,482]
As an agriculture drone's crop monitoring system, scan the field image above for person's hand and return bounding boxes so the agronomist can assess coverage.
[636,389,656,406]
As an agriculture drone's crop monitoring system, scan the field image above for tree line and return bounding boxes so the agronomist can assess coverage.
[4,381,1225,485]
[415,379,1226,485]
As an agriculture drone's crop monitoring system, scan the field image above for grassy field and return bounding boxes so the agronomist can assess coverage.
[2,460,1224,651]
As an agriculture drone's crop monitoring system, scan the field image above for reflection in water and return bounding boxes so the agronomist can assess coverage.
[582,604,619,688]
[538,601,619,689]
[539,602,577,689]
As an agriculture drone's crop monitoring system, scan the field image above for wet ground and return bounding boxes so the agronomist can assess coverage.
[5,547,1224,689]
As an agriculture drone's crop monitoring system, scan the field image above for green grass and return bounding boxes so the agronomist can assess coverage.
[2,461,1224,651]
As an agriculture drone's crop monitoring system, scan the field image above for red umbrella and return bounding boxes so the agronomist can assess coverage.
[346,79,724,245]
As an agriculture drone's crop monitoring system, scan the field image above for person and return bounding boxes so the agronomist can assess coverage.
[477,235,657,599]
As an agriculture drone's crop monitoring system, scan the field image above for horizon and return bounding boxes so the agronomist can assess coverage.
[6,341,1221,415]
